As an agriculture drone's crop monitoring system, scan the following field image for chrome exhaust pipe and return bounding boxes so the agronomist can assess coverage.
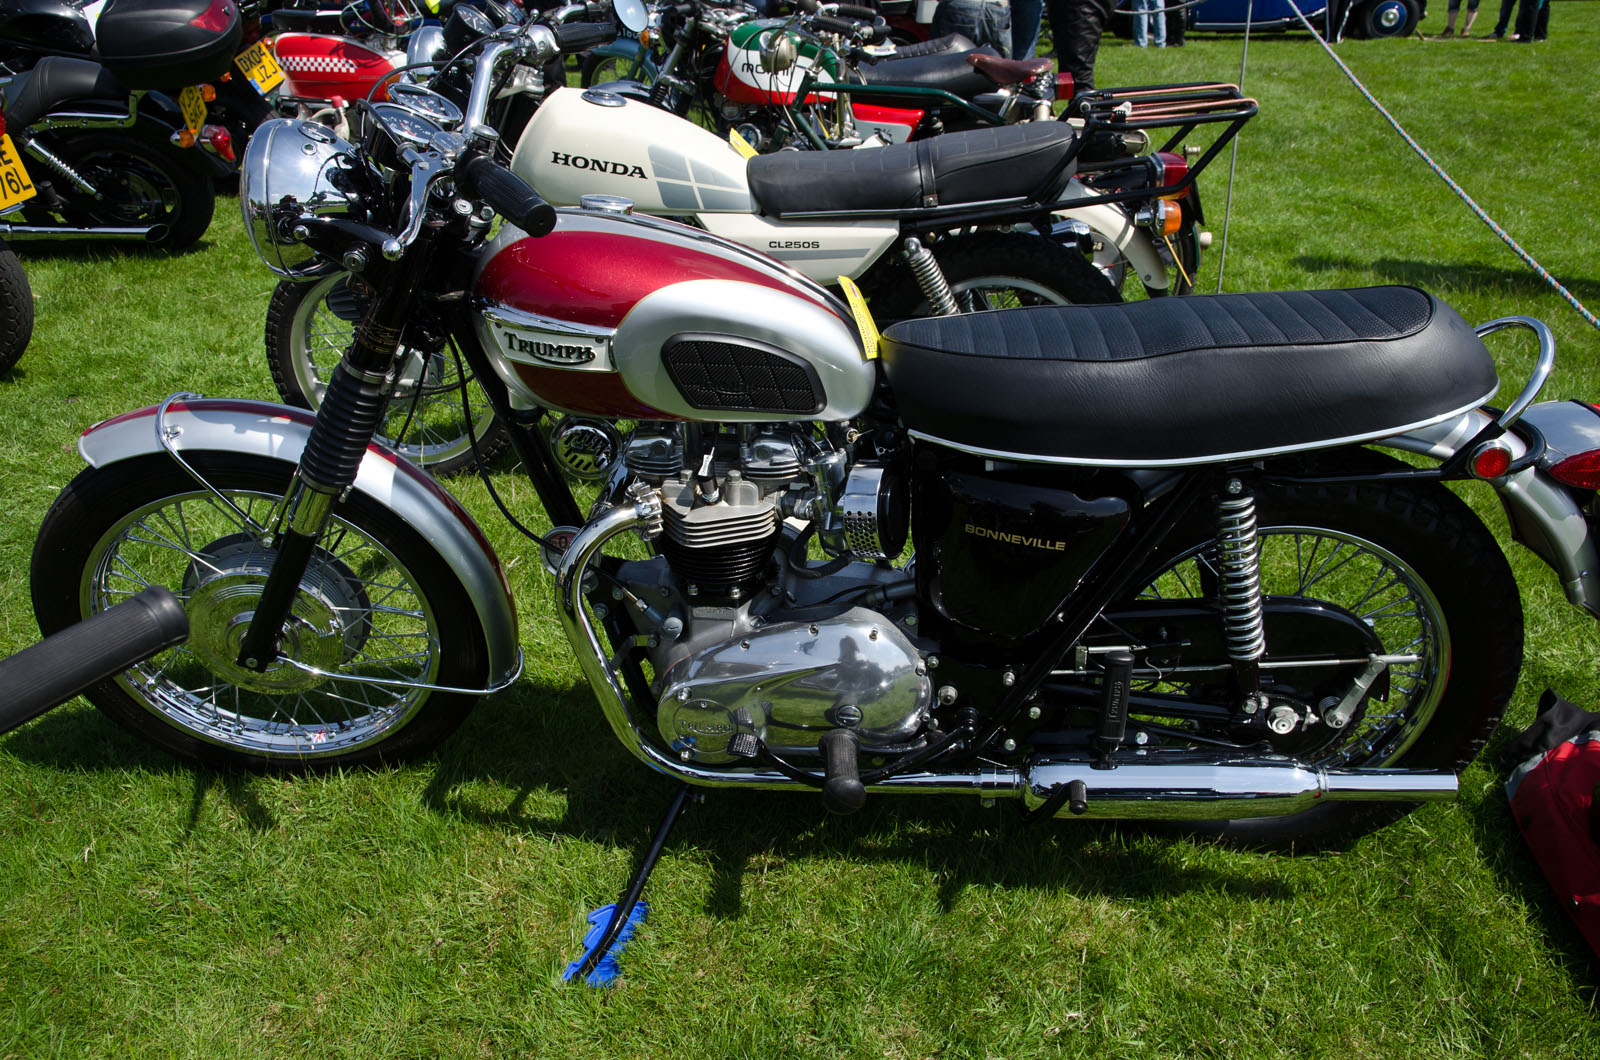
[1022,759,1456,820]
[555,493,1460,818]
[0,224,164,241]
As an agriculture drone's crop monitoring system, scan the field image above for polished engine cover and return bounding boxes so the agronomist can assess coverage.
[470,208,871,420]
[657,607,931,764]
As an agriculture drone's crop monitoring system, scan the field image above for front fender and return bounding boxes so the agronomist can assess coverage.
[77,397,522,688]
[1384,406,1600,616]
[586,38,658,81]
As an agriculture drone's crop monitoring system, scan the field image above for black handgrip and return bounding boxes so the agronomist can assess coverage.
[834,4,880,18]
[812,14,863,36]
[553,20,619,52]
[0,587,188,738]
[456,154,558,237]
[795,0,820,10]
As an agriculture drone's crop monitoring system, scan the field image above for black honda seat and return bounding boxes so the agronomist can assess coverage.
[746,122,1077,216]
[878,287,1499,464]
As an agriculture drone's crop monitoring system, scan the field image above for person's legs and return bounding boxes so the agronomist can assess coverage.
[1012,0,1043,56]
[1132,0,1149,46]
[1444,0,1461,34]
[1150,0,1166,45]
[1490,0,1515,36]
[1461,0,1479,34]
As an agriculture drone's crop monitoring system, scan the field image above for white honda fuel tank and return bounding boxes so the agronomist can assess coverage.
[507,87,899,282]
[469,208,875,422]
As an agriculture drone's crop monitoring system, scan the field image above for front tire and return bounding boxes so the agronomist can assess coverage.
[872,231,1121,320]
[265,273,510,475]
[30,452,489,770]
[1125,469,1521,850]
[0,238,32,374]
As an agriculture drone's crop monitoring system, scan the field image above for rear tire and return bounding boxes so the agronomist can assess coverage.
[40,131,215,251]
[872,232,1121,321]
[30,452,489,770]
[1126,467,1521,850]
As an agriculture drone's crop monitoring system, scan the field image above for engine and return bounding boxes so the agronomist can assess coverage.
[600,421,928,765]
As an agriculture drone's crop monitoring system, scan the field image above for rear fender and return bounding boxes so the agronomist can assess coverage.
[76,397,522,687]
[1384,406,1600,616]
[1054,200,1168,291]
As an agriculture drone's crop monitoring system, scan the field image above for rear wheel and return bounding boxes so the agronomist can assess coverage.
[1355,0,1420,37]
[265,272,509,475]
[30,452,489,770]
[39,131,215,250]
[1119,469,1521,850]
[872,232,1121,320]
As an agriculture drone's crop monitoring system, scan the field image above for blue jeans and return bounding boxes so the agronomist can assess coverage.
[1132,0,1165,46]
[1011,0,1043,57]
[933,0,1014,56]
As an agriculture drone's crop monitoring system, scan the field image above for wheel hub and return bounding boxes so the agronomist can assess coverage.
[183,536,371,694]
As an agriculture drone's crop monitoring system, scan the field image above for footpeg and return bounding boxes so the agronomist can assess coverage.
[819,728,867,814]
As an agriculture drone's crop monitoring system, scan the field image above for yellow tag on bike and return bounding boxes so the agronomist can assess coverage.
[728,127,758,160]
[235,39,286,94]
[179,85,208,134]
[837,275,880,360]
[0,134,36,211]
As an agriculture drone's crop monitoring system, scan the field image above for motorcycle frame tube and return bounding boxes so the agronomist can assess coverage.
[554,489,1462,814]
[73,398,523,691]
[1384,406,1600,616]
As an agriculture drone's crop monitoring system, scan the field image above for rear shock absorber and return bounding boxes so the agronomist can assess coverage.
[902,237,959,316]
[1215,480,1266,700]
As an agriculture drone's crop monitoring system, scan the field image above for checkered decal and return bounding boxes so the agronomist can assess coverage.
[280,55,363,74]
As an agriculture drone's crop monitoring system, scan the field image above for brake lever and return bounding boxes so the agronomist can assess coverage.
[389,134,466,258]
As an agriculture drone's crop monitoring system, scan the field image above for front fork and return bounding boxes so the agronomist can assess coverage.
[234,231,440,672]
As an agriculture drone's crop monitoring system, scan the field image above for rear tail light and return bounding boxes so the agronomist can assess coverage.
[201,123,235,164]
[1468,440,1514,480]
[189,0,233,32]
[1055,72,1075,100]
[1548,450,1600,490]
[0,110,7,137]
[1154,151,1188,198]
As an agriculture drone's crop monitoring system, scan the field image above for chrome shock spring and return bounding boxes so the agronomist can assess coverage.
[1214,490,1266,663]
[902,237,959,316]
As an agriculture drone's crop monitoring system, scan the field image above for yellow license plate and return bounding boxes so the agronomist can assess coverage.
[179,85,208,134]
[0,133,36,212]
[235,39,285,94]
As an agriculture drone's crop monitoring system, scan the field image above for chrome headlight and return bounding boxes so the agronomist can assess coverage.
[240,118,362,280]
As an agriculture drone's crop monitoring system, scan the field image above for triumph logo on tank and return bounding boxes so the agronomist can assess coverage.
[491,324,609,368]
[548,150,646,179]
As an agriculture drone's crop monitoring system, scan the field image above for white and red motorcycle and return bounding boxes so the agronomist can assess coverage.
[264,5,1249,472]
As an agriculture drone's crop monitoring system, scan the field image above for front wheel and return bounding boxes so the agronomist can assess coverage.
[871,231,1122,321]
[1121,468,1522,850]
[265,273,509,475]
[30,452,490,770]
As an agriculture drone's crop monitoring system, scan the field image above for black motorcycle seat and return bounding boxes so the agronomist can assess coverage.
[747,122,1077,216]
[1,56,126,130]
[884,33,977,60]
[857,44,1000,97]
[878,286,1500,465]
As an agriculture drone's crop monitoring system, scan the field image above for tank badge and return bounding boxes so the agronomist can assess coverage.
[964,524,1069,552]
[548,151,646,179]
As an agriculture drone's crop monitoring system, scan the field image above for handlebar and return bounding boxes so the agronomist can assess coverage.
[0,587,189,739]
[553,20,621,51]
[457,153,558,236]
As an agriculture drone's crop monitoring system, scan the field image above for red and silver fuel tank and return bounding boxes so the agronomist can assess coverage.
[469,208,874,422]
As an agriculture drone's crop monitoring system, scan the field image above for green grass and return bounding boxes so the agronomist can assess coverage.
[5,9,1600,1055]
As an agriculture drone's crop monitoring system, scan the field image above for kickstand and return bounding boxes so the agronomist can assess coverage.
[569,782,695,983]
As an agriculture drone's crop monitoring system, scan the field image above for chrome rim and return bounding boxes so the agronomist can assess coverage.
[289,271,498,469]
[83,483,442,757]
[1135,525,1449,767]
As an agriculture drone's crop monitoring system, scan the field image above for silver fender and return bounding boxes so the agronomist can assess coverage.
[1054,200,1170,291]
[1384,406,1600,615]
[77,398,522,688]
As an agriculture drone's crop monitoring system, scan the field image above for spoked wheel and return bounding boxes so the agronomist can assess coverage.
[265,272,509,475]
[1112,467,1521,850]
[45,132,215,251]
[30,452,489,770]
[873,232,1121,320]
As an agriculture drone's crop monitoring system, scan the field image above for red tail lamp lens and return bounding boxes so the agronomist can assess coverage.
[189,0,234,32]
[1055,72,1075,99]
[1549,450,1600,489]
[202,124,235,164]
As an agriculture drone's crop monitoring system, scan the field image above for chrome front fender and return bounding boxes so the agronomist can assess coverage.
[1384,406,1600,616]
[77,397,522,688]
